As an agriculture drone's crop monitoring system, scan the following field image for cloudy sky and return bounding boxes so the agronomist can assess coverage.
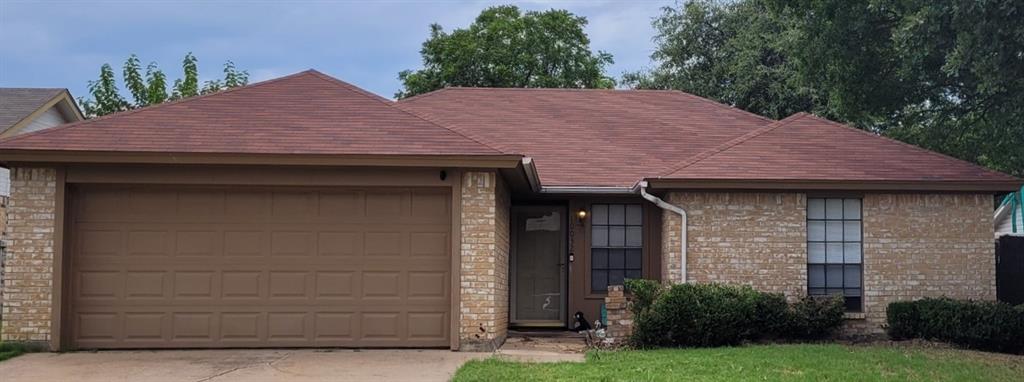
[0,0,670,101]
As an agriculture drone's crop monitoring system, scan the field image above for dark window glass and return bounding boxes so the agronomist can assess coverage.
[591,204,643,293]
[807,198,863,312]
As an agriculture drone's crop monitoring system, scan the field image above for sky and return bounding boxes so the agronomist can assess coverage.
[0,0,670,101]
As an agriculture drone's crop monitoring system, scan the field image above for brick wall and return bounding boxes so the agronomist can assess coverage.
[658,191,994,338]
[848,193,995,335]
[661,192,807,300]
[1,195,8,321]
[0,167,56,344]
[459,171,510,351]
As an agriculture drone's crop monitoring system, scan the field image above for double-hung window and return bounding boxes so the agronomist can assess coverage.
[807,198,863,311]
[590,204,643,293]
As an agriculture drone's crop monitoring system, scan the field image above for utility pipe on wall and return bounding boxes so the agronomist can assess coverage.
[639,181,688,283]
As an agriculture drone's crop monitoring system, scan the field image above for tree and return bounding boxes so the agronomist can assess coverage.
[623,0,811,120]
[171,53,199,100]
[775,0,1024,176]
[80,64,130,117]
[396,5,614,99]
[626,0,1024,176]
[79,53,249,117]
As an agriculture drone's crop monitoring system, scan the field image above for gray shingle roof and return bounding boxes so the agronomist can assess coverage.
[0,88,65,130]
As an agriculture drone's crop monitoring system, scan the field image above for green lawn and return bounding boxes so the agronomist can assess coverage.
[454,344,1024,382]
[0,342,33,362]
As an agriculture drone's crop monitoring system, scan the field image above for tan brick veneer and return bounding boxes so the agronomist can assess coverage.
[660,191,995,337]
[661,192,808,299]
[1,167,56,344]
[459,171,509,350]
[849,194,995,335]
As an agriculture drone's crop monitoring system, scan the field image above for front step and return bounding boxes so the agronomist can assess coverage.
[503,329,589,355]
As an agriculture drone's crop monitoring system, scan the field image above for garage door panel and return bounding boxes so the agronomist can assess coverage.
[317,231,361,256]
[70,185,451,349]
[318,192,363,217]
[315,271,356,298]
[271,191,317,219]
[77,229,123,257]
[408,312,448,340]
[220,312,262,340]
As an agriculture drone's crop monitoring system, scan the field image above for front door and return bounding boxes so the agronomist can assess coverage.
[510,205,567,327]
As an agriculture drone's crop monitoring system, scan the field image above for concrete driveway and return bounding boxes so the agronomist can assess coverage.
[0,349,491,382]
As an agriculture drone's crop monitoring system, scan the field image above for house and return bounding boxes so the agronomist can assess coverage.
[0,70,1018,351]
[995,190,1023,237]
[0,88,83,322]
[0,88,84,195]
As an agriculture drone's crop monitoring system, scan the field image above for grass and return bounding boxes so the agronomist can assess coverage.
[0,342,36,362]
[453,344,1024,382]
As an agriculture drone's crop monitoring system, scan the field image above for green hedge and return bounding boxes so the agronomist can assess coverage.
[625,280,844,348]
[887,298,1024,354]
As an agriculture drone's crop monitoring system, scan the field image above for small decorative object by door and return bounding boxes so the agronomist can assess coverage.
[573,311,592,332]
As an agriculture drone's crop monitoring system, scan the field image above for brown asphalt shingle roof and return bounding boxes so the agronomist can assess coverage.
[0,71,1017,189]
[0,88,65,130]
[0,71,503,156]
[399,89,1019,188]
[397,87,775,187]
[658,112,1020,184]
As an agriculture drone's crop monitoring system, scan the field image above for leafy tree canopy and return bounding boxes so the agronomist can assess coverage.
[80,53,249,117]
[396,5,614,99]
[626,0,1023,176]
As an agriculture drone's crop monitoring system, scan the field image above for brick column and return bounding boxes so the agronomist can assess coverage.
[459,171,509,351]
[1,167,57,344]
[603,285,633,346]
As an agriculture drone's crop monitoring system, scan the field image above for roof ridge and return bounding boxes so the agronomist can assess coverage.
[306,71,508,155]
[395,87,452,103]
[0,87,66,91]
[303,70,395,104]
[659,112,810,177]
[671,90,775,123]
[801,113,1021,180]
[0,70,318,145]
[393,102,510,155]
[400,87,775,124]
[436,87,680,92]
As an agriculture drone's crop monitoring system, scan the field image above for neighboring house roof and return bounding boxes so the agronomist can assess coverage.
[0,88,83,137]
[0,70,1019,192]
[0,87,84,196]
[0,70,503,157]
[397,87,774,188]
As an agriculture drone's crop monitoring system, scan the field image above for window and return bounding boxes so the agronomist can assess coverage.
[807,198,862,311]
[591,204,643,293]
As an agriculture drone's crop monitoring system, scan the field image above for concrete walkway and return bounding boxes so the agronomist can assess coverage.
[0,346,584,382]
[0,349,488,382]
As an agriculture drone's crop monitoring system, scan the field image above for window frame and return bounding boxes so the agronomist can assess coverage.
[589,203,644,293]
[806,197,864,312]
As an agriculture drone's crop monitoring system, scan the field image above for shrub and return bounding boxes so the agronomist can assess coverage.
[624,278,662,318]
[886,298,1024,354]
[628,281,842,348]
[886,301,920,340]
[786,295,845,340]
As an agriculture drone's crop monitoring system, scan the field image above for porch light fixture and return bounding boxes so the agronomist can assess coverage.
[577,208,588,221]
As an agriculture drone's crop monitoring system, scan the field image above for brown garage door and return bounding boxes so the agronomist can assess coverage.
[68,185,451,349]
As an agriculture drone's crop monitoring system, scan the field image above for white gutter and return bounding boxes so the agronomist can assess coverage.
[638,181,688,283]
[540,186,635,194]
[521,157,542,193]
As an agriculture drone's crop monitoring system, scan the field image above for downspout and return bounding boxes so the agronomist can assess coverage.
[638,181,688,283]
